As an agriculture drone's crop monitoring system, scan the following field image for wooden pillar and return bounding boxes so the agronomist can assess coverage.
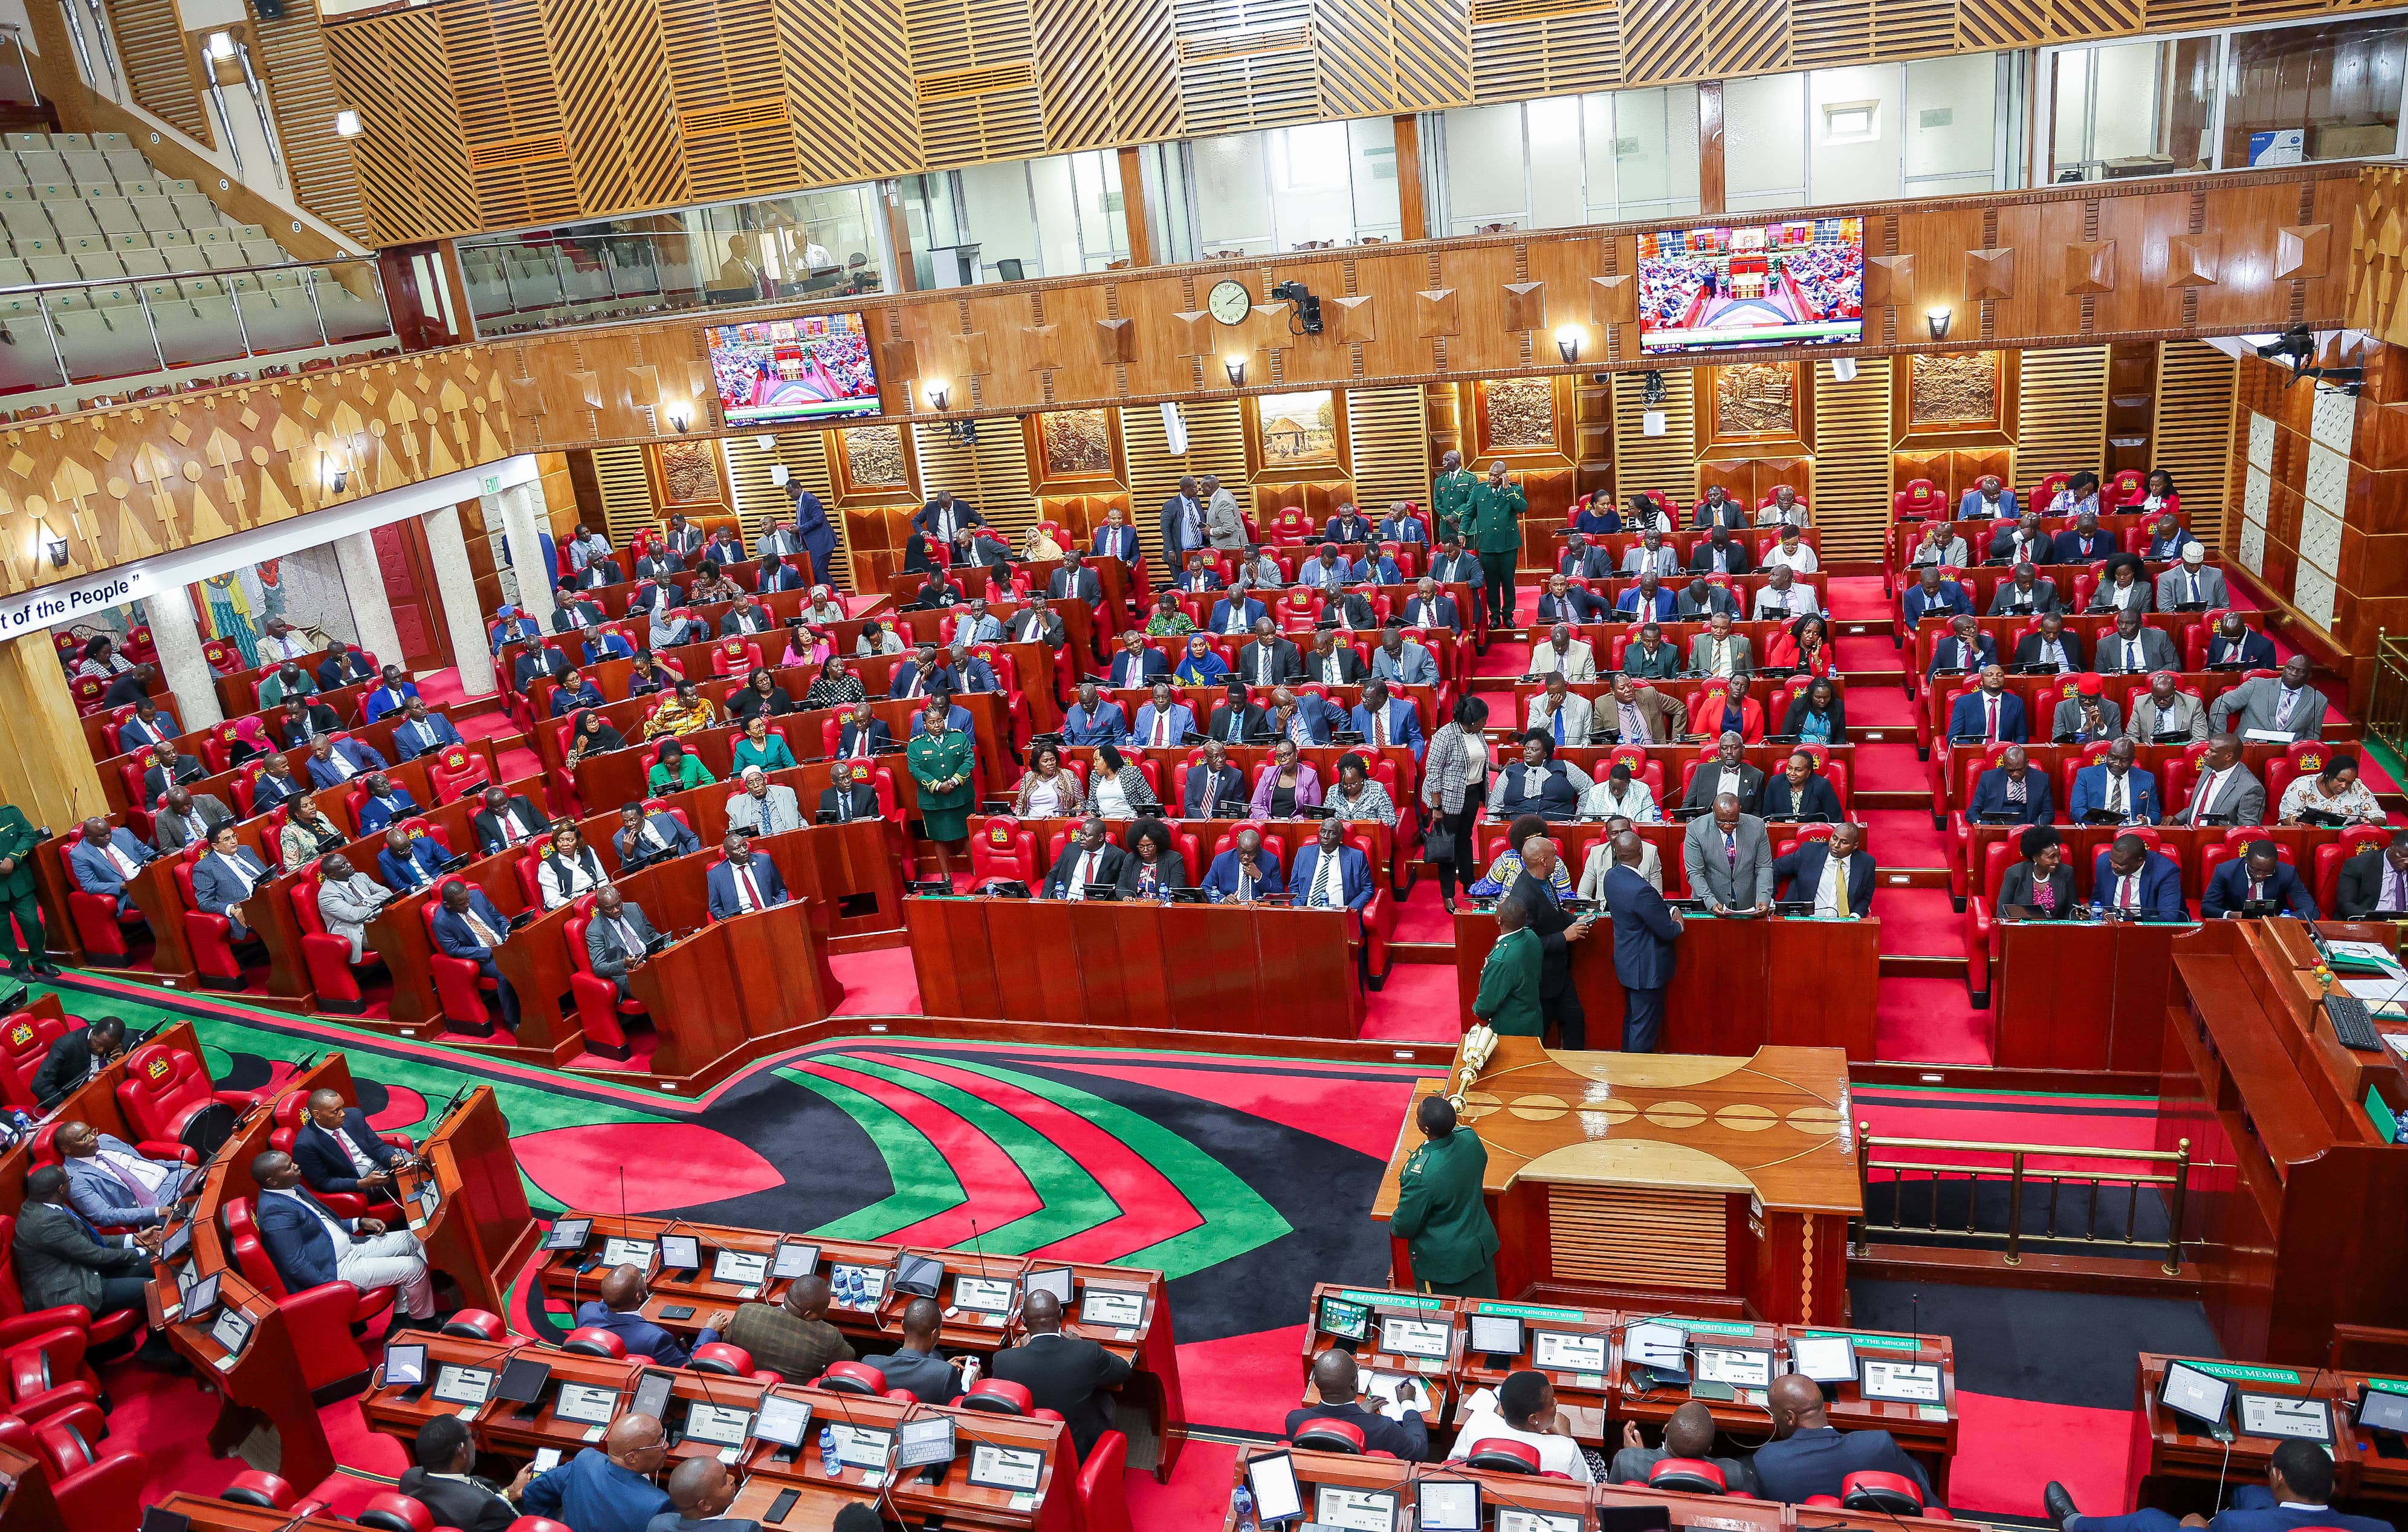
[17,2,94,133]
[882,183,918,294]
[0,633,108,831]
[1117,146,1155,267]
[1698,83,1726,216]
[1394,115,1428,242]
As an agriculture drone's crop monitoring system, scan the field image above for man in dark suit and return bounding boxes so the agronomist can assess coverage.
[293,1087,409,1198]
[250,1148,436,1319]
[1970,747,2056,825]
[114,697,176,755]
[2202,840,2318,919]
[1183,739,1251,814]
[431,880,521,1033]
[1235,619,1303,687]
[1556,533,1617,581]
[1286,1348,1428,1460]
[1755,1372,1932,1504]
[380,826,453,892]
[1041,817,1128,900]
[1400,579,1461,635]
[2337,829,2408,918]
[306,733,389,788]
[1160,476,1207,574]
[1535,574,1607,626]
[574,1263,716,1364]
[1687,525,1752,575]
[13,1164,160,1322]
[511,644,573,693]
[1107,631,1169,690]
[2204,612,2280,669]
[140,744,207,807]
[1772,823,1876,915]
[276,695,345,748]
[1987,565,2062,616]
[1005,594,1068,650]
[911,489,983,545]
[2011,615,2084,673]
[581,889,662,1001]
[1945,666,2028,744]
[1927,615,1996,677]
[990,1290,1134,1461]
[707,833,790,920]
[2092,834,2186,920]
[866,1297,963,1403]
[756,557,804,594]
[1046,550,1104,606]
[1691,488,1747,529]
[1191,686,1260,749]
[611,805,696,868]
[30,1016,126,1109]
[398,1417,530,1532]
[817,761,882,823]
[1599,831,1680,1052]
[2051,511,2113,564]
[471,787,549,854]
[1090,505,1141,565]
[317,645,378,691]
[2050,1439,2389,1532]
[1301,630,1365,686]
[1507,837,1592,1050]
[835,700,896,759]
[550,597,607,635]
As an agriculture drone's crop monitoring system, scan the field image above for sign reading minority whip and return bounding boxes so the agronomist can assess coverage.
[0,568,150,636]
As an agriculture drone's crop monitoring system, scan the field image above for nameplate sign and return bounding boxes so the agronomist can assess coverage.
[2178,1360,2302,1385]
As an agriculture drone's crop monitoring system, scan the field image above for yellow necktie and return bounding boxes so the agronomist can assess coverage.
[1833,857,1850,918]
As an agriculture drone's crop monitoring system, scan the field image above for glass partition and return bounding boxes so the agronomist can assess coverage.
[2221,17,2404,167]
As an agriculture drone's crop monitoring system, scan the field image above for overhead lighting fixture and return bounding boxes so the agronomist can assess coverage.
[207,31,235,60]
[1224,356,1247,387]
[924,380,950,413]
[1926,306,1953,340]
[668,410,690,433]
[1553,325,1582,364]
[333,108,363,138]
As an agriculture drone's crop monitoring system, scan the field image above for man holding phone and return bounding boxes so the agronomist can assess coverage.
[520,1415,672,1532]
[397,1416,532,1532]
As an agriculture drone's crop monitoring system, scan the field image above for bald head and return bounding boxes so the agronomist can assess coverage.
[1021,1289,1063,1333]
[604,1414,665,1467]
[1310,1348,1360,1404]
[600,1264,647,1313]
[784,1272,831,1318]
[1769,1372,1828,1435]
[665,1458,733,1516]
[900,1295,943,1345]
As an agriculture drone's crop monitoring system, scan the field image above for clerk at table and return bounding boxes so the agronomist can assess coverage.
[575,1264,717,1365]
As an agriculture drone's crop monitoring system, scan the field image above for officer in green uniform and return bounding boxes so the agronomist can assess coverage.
[1432,450,1478,544]
[907,693,977,874]
[0,803,54,977]
[1390,1094,1498,1297]
[1463,460,1526,628]
[1472,895,1543,1036]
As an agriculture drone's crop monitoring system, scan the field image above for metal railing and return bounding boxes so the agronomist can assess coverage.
[2369,636,2408,764]
[0,251,395,396]
[1853,1125,2192,1273]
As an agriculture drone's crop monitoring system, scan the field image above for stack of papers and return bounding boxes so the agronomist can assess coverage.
[2339,976,2408,1016]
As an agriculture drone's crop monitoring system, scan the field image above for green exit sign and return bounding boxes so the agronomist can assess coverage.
[481,474,501,495]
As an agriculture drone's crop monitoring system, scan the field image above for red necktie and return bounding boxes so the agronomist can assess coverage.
[1984,697,1998,742]
[738,865,762,909]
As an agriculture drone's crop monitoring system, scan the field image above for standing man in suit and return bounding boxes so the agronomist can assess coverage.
[2209,656,2330,742]
[1598,831,1681,1051]
[1202,475,1247,550]
[31,1017,126,1108]
[1159,475,1207,574]
[293,1086,409,1200]
[1090,505,1141,568]
[790,484,838,587]
[398,1418,532,1532]
[865,1297,963,1403]
[1509,837,1592,1050]
[2048,1440,2386,1532]
[432,880,520,1033]
[990,1291,1134,1461]
[1391,1093,1498,1296]
[69,815,157,915]
[1682,795,1774,914]
[1753,1372,1932,1504]
[13,1165,163,1324]
[248,1148,436,1320]
[707,833,790,920]
[2170,736,2264,826]
[1772,823,1875,917]
[911,489,984,547]
[583,888,662,1002]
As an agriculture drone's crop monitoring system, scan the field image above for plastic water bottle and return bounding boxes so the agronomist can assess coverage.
[1232,1485,1258,1532]
[819,1425,840,1478]
[7,1111,30,1134]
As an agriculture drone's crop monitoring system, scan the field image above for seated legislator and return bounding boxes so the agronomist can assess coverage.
[1754,1372,1931,1504]
[1202,826,1286,902]
[723,1271,855,1384]
[1527,624,1598,682]
[1617,574,1677,623]
[1988,513,2052,566]
[583,888,662,1000]
[56,1118,196,1226]
[305,733,385,790]
[397,1416,531,1532]
[817,761,881,823]
[1526,673,1593,749]
[1133,680,1199,748]
[727,767,806,837]
[1040,817,1128,899]
[1536,574,1607,626]
[647,738,715,796]
[1090,742,1162,818]
[1013,742,1086,819]
[535,823,609,910]
[2048,1438,2390,1532]
[70,815,158,915]
[1286,1348,1429,1461]
[1599,674,1681,745]
[1206,682,1270,745]
[1687,612,1753,678]
[834,698,896,759]
[1448,1369,1595,1481]
[2015,614,2084,675]
[1998,828,2076,920]
[2170,736,2264,826]
[2052,678,2122,745]
[2097,611,2180,677]
[1327,753,1399,827]
[1107,631,1169,690]
[316,854,393,962]
[381,826,452,892]
[519,1416,672,1532]
[1399,582,1460,637]
[1612,1400,1761,1492]
[141,744,209,806]
[1782,677,1848,745]
[13,1165,165,1328]
[1989,565,2063,617]
[1759,751,1842,823]
[1690,524,1752,573]
[1582,762,1659,824]
[1289,818,1375,912]
[1773,822,1874,916]
[1971,747,2056,825]
[257,662,319,709]
[1206,588,1269,639]
[2339,830,2408,918]
[2158,543,2227,611]
[2280,751,2382,825]
[991,1289,1138,1461]
[2086,556,2154,616]
[2070,739,2162,825]
[1621,530,1678,577]
[1062,680,1130,747]
[2202,839,2318,920]
[1118,819,1188,897]
[707,833,789,920]
[731,713,797,776]
[1683,733,1766,815]
[1927,615,1995,678]
[866,1296,963,1403]
[1469,814,1571,900]
[1946,666,2028,745]
[1252,738,1322,818]
[1489,732,1591,822]
[432,881,522,1033]
[1183,740,1250,817]
[1696,673,1766,742]
[1753,565,1821,622]
[1578,817,1663,897]
[2092,834,2186,920]
[31,1016,128,1109]
[251,754,310,816]
[1620,623,1683,680]
[1764,524,1817,573]
[1171,632,1231,687]
[1557,533,1614,581]
[249,1149,437,1322]
[546,670,607,719]
[1959,474,2017,519]
[616,803,700,867]
[2126,672,2207,743]
[193,823,274,940]
[575,1263,717,1365]
[353,773,422,835]
[2204,611,2279,670]
[294,1086,409,1197]
[1908,524,1970,569]
[1901,567,1970,627]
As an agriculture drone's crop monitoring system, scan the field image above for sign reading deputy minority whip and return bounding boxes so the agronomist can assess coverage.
[0,568,149,636]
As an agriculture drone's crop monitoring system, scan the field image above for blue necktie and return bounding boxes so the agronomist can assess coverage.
[1553,709,1565,746]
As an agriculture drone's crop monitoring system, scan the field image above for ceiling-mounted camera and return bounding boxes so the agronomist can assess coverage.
[1270,279,1324,336]
[2256,325,2363,394]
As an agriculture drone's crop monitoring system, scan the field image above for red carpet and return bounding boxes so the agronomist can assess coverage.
[1876,975,1992,1063]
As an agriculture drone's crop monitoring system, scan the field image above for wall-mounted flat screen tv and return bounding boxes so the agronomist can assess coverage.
[708,313,881,424]
[1636,218,1864,354]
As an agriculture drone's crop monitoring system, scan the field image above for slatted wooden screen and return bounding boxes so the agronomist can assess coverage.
[1547,1183,1729,1289]
[2016,345,2110,485]
[1611,370,1698,510]
[2151,339,2237,552]
[1813,357,1892,563]
[108,0,211,144]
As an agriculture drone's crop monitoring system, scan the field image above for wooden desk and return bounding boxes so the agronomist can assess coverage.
[908,894,1367,1039]
[631,900,843,1079]
[1458,1296,1617,1444]
[1373,1036,1859,1323]
[156,1494,358,1532]
[1298,1285,1463,1432]
[2130,1352,2379,1513]
[395,1085,537,1317]
[1217,1446,1606,1532]
[1991,918,2192,1074]
[1787,1326,1961,1494]
[1454,909,1880,1061]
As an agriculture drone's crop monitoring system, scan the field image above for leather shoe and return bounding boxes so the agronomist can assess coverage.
[2044,1481,2080,1530]
[31,961,60,978]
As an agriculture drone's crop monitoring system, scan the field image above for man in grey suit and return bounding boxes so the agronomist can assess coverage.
[2169,735,2266,826]
[865,1296,963,1403]
[55,1118,197,1227]
[191,824,274,939]
[1687,614,1753,679]
[314,854,392,962]
[1203,476,1248,550]
[1160,475,1207,573]
[2210,656,2330,742]
[1372,623,1440,687]
[2094,610,2180,676]
[1620,530,1680,577]
[2126,674,2208,742]
[583,887,662,1000]
[151,788,235,854]
[14,1165,161,1323]
[1681,795,1774,914]
[725,767,806,837]
[2155,544,2228,611]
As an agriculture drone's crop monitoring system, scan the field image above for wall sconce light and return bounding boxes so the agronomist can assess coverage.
[1553,325,1582,364]
[1926,306,1953,340]
[333,108,363,138]
[1223,355,1247,388]
[668,409,690,433]
[42,534,66,568]
[924,380,950,413]
[331,470,348,493]
[206,30,235,59]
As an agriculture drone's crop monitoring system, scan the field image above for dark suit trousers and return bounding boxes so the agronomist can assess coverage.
[94,1274,149,1317]
[1621,985,1665,1053]
[2074,1485,2283,1532]
[1543,980,1585,1051]
[474,961,521,1031]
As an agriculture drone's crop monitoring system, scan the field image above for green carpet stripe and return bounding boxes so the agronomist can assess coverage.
[899,1053,1291,1278]
[780,1068,968,1238]
[821,1055,1120,1251]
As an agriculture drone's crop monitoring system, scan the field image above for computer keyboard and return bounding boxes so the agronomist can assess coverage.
[2324,993,2380,1053]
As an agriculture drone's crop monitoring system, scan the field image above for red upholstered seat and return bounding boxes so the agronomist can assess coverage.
[222,1196,390,1388]
[563,893,641,1061]
[421,875,503,1034]
[429,745,490,805]
[689,1342,752,1376]
[171,847,248,990]
[0,1213,140,1362]
[287,862,369,1013]
[358,1492,437,1532]
[1463,1438,1541,1473]
[1843,1470,1928,1514]
[0,1014,64,1113]
[562,1328,627,1359]
[221,1469,297,1508]
[1292,1417,1366,1453]
[1078,1430,1132,1532]
[442,1309,507,1341]
[711,638,763,677]
[50,827,143,967]
[1651,1458,1728,1494]
[0,1405,145,1531]
[960,1378,1034,1415]
[816,1360,884,1394]
[508,1521,577,1532]
[117,1042,270,1143]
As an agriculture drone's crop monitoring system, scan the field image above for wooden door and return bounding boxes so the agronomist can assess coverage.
[372,520,455,672]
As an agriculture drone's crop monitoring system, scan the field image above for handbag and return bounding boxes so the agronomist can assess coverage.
[1423,823,1456,863]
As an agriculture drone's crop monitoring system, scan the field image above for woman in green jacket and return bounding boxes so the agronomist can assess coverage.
[647,737,716,795]
[730,712,797,775]
[906,706,976,874]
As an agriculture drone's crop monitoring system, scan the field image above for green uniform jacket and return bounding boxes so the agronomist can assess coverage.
[1465,480,1527,555]
[1390,1126,1498,1285]
[1472,926,1544,1035]
[1432,468,1478,540]
[908,730,977,840]
[0,807,40,898]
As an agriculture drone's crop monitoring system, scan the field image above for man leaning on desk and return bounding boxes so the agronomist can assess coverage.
[577,1264,719,1365]
[1753,1372,1932,1504]
[2049,1438,2390,1532]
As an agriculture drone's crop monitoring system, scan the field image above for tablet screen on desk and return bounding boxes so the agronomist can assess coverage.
[542,1216,591,1251]
[383,1342,427,1387]
[896,1416,957,1469]
[1380,1315,1451,1361]
[1244,1452,1303,1524]
[2239,1394,2331,1443]
[770,1242,819,1280]
[1081,1287,1145,1328]
[179,1272,221,1322]
[207,1308,251,1359]
[1316,1296,1369,1341]
[1533,1331,1605,1373]
[713,1248,769,1286]
[1416,1481,1481,1532]
[630,1369,675,1423]
[1469,1314,1524,1357]
[2359,1387,2408,1435]
[1023,1265,1075,1305]
[496,1357,553,1404]
[754,1395,814,1447]
[1315,1485,1399,1532]
[968,1444,1043,1492]
[1695,1345,1773,1389]
[600,1237,656,1270]
[1790,1334,1859,1383]
[1863,1358,1944,1405]
[555,1383,620,1427]
[954,1276,1015,1315]
[2160,1362,2231,1430]
[658,1234,701,1271]
[829,1422,893,1470]
[432,1364,493,1407]
[1498,1512,1583,1532]
[684,1402,754,1448]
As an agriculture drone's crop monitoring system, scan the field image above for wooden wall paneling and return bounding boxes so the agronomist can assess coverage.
[1424,381,1465,479]
[1891,206,1983,353]
[1172,0,1319,136]
[438,0,581,232]
[255,0,367,243]
[2086,190,2185,336]
[1524,232,1607,369]
[542,0,689,217]
[1611,369,1697,510]
[591,443,659,544]
[324,11,481,245]
[0,630,109,829]
[777,0,924,184]
[2152,338,2238,553]
[1345,386,1433,515]
[2346,166,2408,348]
[663,0,802,201]
[2016,345,2109,484]
[915,418,1037,543]
[2299,175,2357,336]
[1431,241,1536,378]
[1811,355,1892,562]
[1574,377,1614,504]
[1345,251,1435,390]
[107,0,211,144]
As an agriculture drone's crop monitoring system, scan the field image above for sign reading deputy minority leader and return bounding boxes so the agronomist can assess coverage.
[0,566,152,636]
